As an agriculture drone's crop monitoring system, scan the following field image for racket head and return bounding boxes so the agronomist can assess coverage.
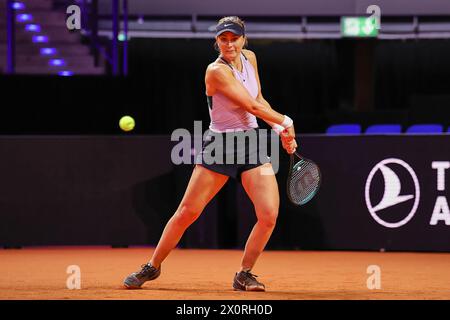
[287,152,322,206]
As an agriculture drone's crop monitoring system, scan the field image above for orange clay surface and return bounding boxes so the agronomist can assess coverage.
[1,247,449,300]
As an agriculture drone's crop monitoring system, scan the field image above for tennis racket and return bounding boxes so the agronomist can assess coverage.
[286,151,321,206]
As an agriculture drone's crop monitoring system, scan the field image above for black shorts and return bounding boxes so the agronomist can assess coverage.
[195,128,271,180]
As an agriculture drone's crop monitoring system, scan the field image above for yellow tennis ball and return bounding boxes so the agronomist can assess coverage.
[119,115,135,132]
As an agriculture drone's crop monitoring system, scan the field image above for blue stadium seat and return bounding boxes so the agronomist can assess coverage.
[406,124,444,134]
[326,124,361,135]
[365,124,402,134]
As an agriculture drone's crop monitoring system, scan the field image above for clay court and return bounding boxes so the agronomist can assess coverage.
[1,247,449,300]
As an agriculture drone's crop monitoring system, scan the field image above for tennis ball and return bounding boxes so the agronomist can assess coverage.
[119,115,135,132]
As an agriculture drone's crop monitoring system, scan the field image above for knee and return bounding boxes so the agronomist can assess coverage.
[173,203,202,226]
[257,207,279,229]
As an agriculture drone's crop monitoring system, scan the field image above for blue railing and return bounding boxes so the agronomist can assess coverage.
[6,0,15,74]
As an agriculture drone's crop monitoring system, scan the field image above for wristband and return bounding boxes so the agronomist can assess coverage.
[272,124,284,135]
[281,115,293,129]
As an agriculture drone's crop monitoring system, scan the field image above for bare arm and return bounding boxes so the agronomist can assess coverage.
[243,50,279,128]
[244,50,297,153]
[257,95,277,127]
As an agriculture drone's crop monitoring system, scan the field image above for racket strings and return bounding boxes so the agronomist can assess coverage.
[288,161,320,204]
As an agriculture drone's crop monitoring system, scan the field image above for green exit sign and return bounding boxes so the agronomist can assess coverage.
[341,17,379,37]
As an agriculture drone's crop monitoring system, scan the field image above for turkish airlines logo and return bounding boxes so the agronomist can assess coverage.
[365,158,420,228]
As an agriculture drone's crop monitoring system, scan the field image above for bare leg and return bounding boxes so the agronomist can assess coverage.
[149,165,228,268]
[239,163,279,271]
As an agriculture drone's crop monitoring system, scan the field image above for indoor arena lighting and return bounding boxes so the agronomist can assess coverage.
[40,48,57,56]
[25,24,41,32]
[12,2,25,10]
[17,13,32,22]
[32,35,49,43]
[118,32,127,41]
[49,59,65,67]
[58,71,74,77]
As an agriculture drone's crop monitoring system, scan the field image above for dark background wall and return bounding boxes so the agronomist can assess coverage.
[1,38,449,135]
[1,135,448,251]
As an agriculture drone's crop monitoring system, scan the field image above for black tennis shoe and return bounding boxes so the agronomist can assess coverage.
[123,263,161,289]
[233,270,265,291]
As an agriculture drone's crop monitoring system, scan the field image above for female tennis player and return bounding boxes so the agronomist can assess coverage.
[124,16,297,292]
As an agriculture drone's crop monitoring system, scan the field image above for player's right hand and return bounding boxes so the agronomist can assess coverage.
[281,126,297,154]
